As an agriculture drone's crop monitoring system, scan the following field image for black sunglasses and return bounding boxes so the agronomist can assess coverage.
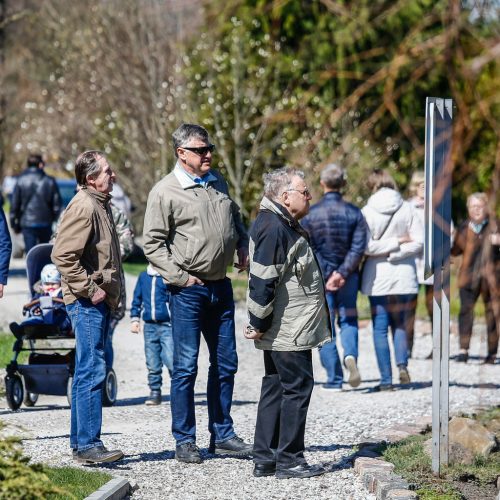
[180,144,215,156]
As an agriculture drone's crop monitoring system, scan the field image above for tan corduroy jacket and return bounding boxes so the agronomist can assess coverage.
[51,187,122,310]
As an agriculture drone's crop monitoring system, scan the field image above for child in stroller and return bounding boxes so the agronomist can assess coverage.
[10,263,71,336]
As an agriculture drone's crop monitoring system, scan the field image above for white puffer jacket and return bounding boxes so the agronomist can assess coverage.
[360,188,423,296]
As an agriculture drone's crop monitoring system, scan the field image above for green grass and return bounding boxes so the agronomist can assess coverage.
[0,333,28,368]
[0,421,111,499]
[380,406,500,500]
[122,261,147,276]
[44,467,112,499]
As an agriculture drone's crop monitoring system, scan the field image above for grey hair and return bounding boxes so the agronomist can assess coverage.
[320,163,346,190]
[172,123,209,157]
[467,192,488,206]
[263,167,305,201]
[74,150,105,186]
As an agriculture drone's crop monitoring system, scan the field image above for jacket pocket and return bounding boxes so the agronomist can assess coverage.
[90,269,114,285]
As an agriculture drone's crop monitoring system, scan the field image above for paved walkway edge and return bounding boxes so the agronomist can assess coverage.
[84,476,131,500]
[352,416,433,500]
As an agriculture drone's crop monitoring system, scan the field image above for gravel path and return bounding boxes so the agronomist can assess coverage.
[1,261,498,499]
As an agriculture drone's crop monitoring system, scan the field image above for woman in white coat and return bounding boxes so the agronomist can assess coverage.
[361,170,423,391]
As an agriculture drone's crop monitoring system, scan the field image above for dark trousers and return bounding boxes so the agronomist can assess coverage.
[22,226,52,254]
[253,349,314,469]
[459,282,498,356]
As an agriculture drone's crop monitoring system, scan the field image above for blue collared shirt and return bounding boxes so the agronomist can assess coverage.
[173,163,218,189]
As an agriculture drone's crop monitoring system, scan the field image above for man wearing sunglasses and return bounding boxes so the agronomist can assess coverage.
[143,123,251,464]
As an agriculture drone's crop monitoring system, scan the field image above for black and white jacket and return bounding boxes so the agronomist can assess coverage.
[247,196,330,351]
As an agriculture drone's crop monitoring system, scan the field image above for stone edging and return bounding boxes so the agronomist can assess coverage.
[351,416,432,499]
[84,476,135,500]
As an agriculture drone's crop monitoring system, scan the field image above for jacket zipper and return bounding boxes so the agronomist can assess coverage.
[151,275,156,321]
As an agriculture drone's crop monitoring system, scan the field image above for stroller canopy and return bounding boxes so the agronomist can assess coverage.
[26,243,55,298]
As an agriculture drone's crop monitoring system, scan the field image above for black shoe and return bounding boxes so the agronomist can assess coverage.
[175,442,202,464]
[209,435,253,457]
[483,355,497,365]
[253,462,276,477]
[455,352,468,363]
[145,390,161,405]
[76,445,123,464]
[373,384,394,392]
[275,462,325,479]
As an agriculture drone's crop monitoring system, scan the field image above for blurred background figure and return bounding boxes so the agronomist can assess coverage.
[0,203,12,299]
[110,183,133,219]
[302,163,366,391]
[406,171,433,358]
[360,169,423,391]
[9,155,62,254]
[451,193,499,364]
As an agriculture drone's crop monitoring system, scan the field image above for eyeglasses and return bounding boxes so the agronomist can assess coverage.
[179,144,215,156]
[285,188,311,197]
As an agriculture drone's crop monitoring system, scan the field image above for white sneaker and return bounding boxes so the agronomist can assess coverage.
[344,355,361,388]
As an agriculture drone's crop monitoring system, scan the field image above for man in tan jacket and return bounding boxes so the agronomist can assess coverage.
[52,151,123,464]
[143,123,251,464]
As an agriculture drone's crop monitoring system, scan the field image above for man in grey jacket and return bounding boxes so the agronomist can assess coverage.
[143,123,251,464]
[245,167,330,479]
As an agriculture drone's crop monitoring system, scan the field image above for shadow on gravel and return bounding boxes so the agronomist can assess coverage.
[106,450,176,468]
[307,443,353,453]
[113,396,170,407]
[0,405,68,415]
[8,269,27,278]
[194,399,256,407]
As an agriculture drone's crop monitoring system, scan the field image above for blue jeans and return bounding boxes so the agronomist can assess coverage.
[22,225,52,254]
[369,294,416,386]
[169,278,238,446]
[143,321,174,391]
[104,324,115,370]
[66,298,110,451]
[319,273,359,387]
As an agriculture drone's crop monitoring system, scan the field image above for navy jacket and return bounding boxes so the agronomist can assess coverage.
[0,206,12,285]
[301,191,367,280]
[130,270,171,323]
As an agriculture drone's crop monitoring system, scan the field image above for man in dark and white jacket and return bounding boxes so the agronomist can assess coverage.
[246,167,330,479]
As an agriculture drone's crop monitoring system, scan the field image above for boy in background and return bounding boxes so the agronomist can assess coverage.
[130,264,173,405]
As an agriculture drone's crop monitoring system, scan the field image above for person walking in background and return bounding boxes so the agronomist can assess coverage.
[104,202,134,371]
[130,264,173,406]
[52,150,123,464]
[246,167,329,479]
[302,163,366,391]
[0,204,12,299]
[451,193,499,364]
[10,154,61,254]
[143,123,252,464]
[406,171,433,358]
[360,169,423,391]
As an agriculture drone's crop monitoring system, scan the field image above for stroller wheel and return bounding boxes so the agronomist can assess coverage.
[5,375,24,410]
[102,369,118,407]
[23,392,39,407]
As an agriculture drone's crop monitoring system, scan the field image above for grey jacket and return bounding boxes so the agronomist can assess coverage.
[143,165,248,286]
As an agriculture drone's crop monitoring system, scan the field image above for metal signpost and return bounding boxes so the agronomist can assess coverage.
[423,97,453,475]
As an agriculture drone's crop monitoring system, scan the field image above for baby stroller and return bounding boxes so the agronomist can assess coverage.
[4,243,118,410]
